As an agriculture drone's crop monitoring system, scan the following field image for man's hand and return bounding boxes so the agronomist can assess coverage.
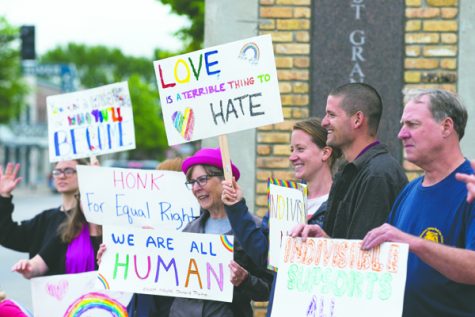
[291,224,328,241]
[455,160,475,203]
[362,223,415,250]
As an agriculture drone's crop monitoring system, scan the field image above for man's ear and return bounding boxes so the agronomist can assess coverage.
[441,117,455,138]
[352,111,364,128]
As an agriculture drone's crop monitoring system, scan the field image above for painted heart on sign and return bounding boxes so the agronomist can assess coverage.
[46,280,69,301]
[172,108,195,141]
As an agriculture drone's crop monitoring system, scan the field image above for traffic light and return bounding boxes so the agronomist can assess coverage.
[20,25,35,60]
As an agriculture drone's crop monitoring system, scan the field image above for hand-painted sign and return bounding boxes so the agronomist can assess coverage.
[47,82,135,162]
[31,271,132,317]
[77,165,200,230]
[268,179,307,270]
[154,34,283,145]
[98,225,234,302]
[272,237,408,317]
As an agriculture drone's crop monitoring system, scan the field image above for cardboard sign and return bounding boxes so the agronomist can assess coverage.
[272,237,408,317]
[47,82,135,162]
[31,271,132,317]
[154,34,283,145]
[98,225,234,302]
[77,165,200,230]
[268,179,307,270]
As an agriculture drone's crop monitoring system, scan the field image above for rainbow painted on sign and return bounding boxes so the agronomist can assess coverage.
[97,273,110,290]
[63,292,127,317]
[220,235,234,252]
[172,108,195,140]
[238,42,260,64]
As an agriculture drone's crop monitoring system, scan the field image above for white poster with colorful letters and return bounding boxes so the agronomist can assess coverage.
[31,271,132,317]
[154,34,283,145]
[98,225,234,302]
[272,237,409,317]
[77,165,200,230]
[47,81,135,162]
[268,178,307,270]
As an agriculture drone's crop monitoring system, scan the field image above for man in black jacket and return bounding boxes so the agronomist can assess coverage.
[293,83,407,239]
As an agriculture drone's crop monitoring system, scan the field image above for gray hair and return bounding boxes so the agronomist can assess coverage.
[404,89,467,140]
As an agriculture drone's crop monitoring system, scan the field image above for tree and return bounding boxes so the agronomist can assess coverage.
[128,74,168,159]
[158,0,204,51]
[41,44,169,160]
[0,17,28,123]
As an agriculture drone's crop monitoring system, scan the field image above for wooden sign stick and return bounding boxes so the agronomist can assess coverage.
[218,134,233,181]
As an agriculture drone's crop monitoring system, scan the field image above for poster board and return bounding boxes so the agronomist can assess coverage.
[77,165,200,230]
[31,271,132,317]
[154,34,283,145]
[98,225,234,302]
[47,81,135,162]
[272,237,408,317]
[267,178,307,270]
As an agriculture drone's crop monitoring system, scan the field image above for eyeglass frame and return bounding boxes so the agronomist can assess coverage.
[185,174,223,190]
[52,167,77,178]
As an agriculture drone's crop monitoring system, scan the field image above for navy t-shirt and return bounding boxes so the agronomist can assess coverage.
[389,160,475,317]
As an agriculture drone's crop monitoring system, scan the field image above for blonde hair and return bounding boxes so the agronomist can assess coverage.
[157,157,183,172]
[0,291,6,301]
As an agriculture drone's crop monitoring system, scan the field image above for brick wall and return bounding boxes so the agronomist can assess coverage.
[404,0,459,180]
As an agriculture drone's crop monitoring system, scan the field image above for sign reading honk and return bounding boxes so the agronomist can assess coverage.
[154,34,283,145]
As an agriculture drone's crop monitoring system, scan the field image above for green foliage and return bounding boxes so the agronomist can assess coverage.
[40,43,169,159]
[40,43,155,87]
[158,0,204,51]
[128,75,168,159]
[0,17,28,123]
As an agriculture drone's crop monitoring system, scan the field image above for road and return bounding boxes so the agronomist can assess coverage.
[0,186,61,312]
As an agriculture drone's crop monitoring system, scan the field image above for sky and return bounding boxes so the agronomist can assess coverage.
[0,0,190,57]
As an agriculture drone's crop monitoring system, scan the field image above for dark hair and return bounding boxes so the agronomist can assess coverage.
[293,118,342,169]
[404,89,467,140]
[185,165,223,181]
[58,194,102,243]
[329,83,383,136]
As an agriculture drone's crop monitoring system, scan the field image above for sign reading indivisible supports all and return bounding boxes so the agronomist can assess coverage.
[272,237,408,317]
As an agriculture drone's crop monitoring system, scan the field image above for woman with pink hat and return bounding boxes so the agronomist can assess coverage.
[168,148,273,317]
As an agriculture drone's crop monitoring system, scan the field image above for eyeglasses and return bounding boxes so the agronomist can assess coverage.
[52,167,77,178]
[185,174,222,190]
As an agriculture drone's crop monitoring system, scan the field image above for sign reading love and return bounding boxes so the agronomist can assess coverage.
[154,34,283,145]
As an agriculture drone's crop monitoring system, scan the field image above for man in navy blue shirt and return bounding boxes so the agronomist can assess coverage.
[362,89,475,317]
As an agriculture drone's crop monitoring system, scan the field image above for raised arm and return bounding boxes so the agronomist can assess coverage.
[222,178,269,267]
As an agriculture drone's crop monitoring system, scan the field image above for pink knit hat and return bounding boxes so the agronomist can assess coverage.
[182,147,241,181]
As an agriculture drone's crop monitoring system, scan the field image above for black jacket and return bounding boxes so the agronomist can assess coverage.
[324,143,408,239]
[0,195,66,274]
